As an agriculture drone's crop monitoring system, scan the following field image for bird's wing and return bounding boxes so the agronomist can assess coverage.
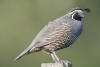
[15,21,62,61]
[33,21,60,42]
[33,20,69,47]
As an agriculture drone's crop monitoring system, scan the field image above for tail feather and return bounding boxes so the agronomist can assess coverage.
[14,41,35,61]
[14,50,27,61]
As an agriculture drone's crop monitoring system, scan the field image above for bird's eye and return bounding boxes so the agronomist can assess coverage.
[72,13,78,19]
[72,13,82,21]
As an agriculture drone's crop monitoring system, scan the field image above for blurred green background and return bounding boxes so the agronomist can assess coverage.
[0,0,100,67]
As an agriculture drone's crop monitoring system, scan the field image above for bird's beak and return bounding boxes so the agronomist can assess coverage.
[80,14,84,18]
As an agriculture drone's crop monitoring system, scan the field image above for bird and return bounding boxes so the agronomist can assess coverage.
[15,8,90,62]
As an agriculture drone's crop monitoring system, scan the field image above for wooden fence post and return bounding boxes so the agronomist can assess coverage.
[41,60,72,67]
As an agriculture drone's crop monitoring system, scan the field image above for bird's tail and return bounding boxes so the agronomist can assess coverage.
[14,49,28,61]
[14,41,35,61]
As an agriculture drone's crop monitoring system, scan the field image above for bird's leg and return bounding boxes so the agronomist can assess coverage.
[50,52,60,62]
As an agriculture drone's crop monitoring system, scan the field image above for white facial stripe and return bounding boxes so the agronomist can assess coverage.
[72,13,75,20]
[72,10,83,14]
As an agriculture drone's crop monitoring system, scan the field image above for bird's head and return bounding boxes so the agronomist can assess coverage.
[68,8,90,21]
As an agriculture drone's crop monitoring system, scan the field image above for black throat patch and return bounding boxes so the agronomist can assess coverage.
[73,13,82,21]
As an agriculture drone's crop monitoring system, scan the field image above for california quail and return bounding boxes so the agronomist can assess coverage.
[15,8,90,62]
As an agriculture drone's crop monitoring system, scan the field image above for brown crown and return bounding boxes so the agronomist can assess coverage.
[71,8,91,13]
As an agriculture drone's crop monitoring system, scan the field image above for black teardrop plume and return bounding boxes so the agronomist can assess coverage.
[84,8,91,13]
